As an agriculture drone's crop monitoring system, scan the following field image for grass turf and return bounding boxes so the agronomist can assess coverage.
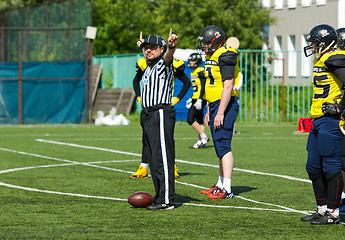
[0,122,344,239]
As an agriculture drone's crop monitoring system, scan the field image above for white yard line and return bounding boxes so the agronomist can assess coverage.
[35,139,311,183]
[0,145,310,214]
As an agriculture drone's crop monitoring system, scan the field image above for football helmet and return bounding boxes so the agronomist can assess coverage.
[304,24,337,57]
[197,25,225,55]
[188,53,202,68]
[336,28,345,50]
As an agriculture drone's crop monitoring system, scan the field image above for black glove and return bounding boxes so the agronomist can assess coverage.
[322,101,339,115]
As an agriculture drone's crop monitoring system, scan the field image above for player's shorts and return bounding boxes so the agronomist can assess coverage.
[187,99,207,125]
[209,97,239,159]
[306,114,343,174]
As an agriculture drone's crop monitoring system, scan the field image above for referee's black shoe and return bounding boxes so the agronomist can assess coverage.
[146,203,174,210]
[300,211,323,222]
[310,212,340,225]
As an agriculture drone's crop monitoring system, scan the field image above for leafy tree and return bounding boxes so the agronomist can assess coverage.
[2,0,274,54]
[93,0,274,55]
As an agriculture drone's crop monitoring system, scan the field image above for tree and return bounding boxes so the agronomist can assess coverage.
[92,0,274,55]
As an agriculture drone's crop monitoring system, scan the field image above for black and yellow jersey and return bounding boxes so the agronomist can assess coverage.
[203,46,239,103]
[190,66,205,99]
[310,50,345,118]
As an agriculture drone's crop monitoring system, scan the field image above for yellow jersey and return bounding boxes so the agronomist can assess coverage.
[203,46,239,103]
[310,50,345,118]
[190,66,205,99]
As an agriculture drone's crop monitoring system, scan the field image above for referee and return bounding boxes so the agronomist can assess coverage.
[132,29,178,210]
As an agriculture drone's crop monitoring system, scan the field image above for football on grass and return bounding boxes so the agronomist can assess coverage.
[128,191,154,208]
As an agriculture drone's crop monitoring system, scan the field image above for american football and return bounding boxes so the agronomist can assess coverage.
[128,191,154,208]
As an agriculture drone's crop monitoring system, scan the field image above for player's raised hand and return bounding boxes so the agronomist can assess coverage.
[167,28,178,48]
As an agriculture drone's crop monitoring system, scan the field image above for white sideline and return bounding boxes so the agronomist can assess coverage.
[0,145,309,214]
[35,139,311,183]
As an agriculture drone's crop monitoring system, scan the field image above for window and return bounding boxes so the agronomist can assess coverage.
[274,36,283,77]
[274,0,284,9]
[261,0,271,8]
[288,0,297,8]
[301,35,311,77]
[301,0,312,7]
[316,0,327,6]
[287,35,296,76]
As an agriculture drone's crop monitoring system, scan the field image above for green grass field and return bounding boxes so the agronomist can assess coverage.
[1,121,344,239]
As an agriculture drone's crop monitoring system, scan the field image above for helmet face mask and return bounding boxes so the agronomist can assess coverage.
[188,53,202,68]
[197,25,225,55]
[336,28,345,50]
[304,24,337,57]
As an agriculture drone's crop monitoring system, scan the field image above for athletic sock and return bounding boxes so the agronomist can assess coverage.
[317,205,327,215]
[140,163,148,169]
[200,133,207,140]
[327,208,339,218]
[223,178,232,193]
[216,176,223,189]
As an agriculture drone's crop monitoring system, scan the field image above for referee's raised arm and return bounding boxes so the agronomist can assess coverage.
[164,29,178,66]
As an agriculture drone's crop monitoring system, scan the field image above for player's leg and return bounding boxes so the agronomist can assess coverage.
[206,98,237,199]
[129,132,149,178]
[310,116,343,224]
[340,136,345,210]
[301,123,327,222]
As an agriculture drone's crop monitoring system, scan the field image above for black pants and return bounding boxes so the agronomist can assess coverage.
[141,105,175,205]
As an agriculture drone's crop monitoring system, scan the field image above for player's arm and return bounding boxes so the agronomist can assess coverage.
[198,71,206,99]
[133,64,144,103]
[174,64,191,100]
[213,51,237,129]
[324,54,345,112]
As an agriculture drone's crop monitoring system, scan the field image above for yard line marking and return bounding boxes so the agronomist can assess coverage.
[0,180,305,213]
[0,147,136,175]
[0,148,308,214]
[35,139,311,183]
[179,203,302,212]
[0,181,127,201]
[35,139,141,157]
[176,181,309,215]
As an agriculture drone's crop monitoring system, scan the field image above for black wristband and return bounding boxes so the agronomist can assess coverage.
[168,46,176,49]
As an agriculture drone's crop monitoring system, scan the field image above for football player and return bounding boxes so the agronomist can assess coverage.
[335,27,345,209]
[301,24,345,225]
[197,25,240,199]
[131,34,190,179]
[186,52,209,149]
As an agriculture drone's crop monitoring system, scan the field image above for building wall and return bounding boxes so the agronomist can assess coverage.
[265,0,341,51]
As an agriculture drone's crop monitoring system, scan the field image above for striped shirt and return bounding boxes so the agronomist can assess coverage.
[141,56,174,108]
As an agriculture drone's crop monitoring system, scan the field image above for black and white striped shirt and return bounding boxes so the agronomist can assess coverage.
[141,56,174,108]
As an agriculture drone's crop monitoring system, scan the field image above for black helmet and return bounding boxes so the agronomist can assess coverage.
[304,24,337,57]
[197,25,225,55]
[188,53,202,68]
[336,28,345,50]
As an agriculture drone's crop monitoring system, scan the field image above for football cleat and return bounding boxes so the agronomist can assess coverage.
[208,188,234,199]
[146,203,174,210]
[189,139,202,149]
[174,165,180,179]
[300,212,323,222]
[199,137,209,148]
[200,185,221,195]
[129,166,148,179]
[310,212,340,225]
